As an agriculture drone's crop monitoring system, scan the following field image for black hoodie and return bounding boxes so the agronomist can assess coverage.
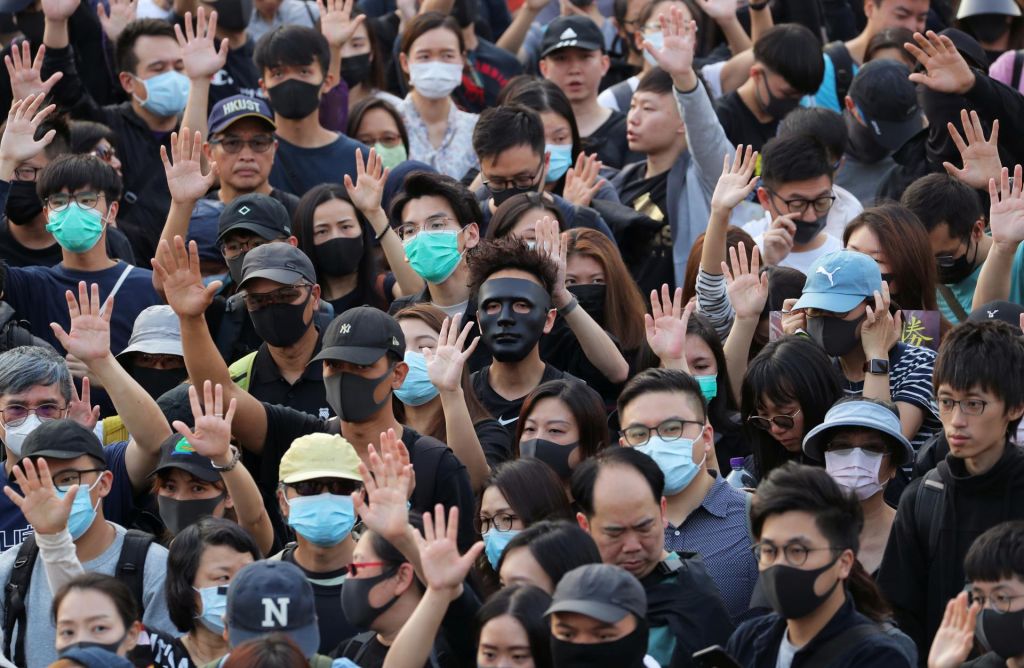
[877,443,1024,657]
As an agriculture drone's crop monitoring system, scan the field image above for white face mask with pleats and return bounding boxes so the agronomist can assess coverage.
[825,447,885,500]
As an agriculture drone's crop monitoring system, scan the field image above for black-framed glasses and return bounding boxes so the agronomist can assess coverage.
[479,512,519,534]
[935,237,972,269]
[209,135,275,154]
[13,166,42,182]
[747,409,802,431]
[937,398,988,417]
[620,418,705,447]
[0,403,68,427]
[44,192,104,211]
[396,215,457,241]
[285,478,361,497]
[751,541,842,567]
[51,468,105,493]
[967,588,1024,613]
[483,164,544,193]
[220,236,279,258]
[766,189,836,215]
[243,284,314,311]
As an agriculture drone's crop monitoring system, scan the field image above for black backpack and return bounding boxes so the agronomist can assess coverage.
[338,630,443,667]
[2,530,153,666]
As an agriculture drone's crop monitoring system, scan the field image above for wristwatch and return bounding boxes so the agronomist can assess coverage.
[212,445,242,472]
[864,358,890,375]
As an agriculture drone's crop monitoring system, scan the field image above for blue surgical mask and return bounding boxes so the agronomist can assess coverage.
[394,350,439,407]
[56,478,101,540]
[694,374,717,402]
[46,203,105,253]
[643,31,664,67]
[133,70,190,117]
[635,435,705,496]
[404,230,462,284]
[286,492,356,546]
[545,144,573,183]
[483,528,520,570]
[194,584,228,634]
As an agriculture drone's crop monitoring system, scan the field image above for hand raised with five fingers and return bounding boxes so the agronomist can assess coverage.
[415,504,484,599]
[861,281,901,360]
[927,592,980,668]
[711,145,758,213]
[176,7,229,81]
[161,128,217,204]
[40,0,79,22]
[50,282,113,365]
[172,381,236,465]
[563,152,605,208]
[344,147,388,215]
[943,110,1001,190]
[696,0,738,21]
[424,313,479,394]
[317,0,365,49]
[5,42,63,102]
[988,164,1024,247]
[646,284,693,369]
[723,242,767,320]
[152,236,222,318]
[67,376,100,431]
[0,94,57,175]
[97,0,138,42]
[644,6,698,89]
[905,31,975,95]
[535,215,572,308]
[3,458,77,535]
[353,430,415,542]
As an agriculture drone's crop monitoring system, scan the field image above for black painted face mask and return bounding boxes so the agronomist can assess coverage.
[476,277,551,362]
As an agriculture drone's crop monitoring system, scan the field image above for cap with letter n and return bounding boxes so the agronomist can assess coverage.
[207,94,276,135]
[793,250,881,314]
[540,16,605,58]
[311,306,406,366]
[545,563,647,623]
[226,560,320,657]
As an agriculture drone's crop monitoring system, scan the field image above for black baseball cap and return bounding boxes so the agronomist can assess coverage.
[969,300,1024,333]
[207,94,275,135]
[545,563,647,623]
[311,306,406,365]
[216,193,291,245]
[541,16,605,58]
[848,59,925,152]
[226,561,319,657]
[239,243,316,288]
[150,433,220,483]
[20,420,105,464]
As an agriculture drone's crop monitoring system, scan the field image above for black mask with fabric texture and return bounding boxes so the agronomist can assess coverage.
[267,79,322,120]
[341,54,372,88]
[976,607,1024,658]
[792,215,828,245]
[760,557,841,619]
[806,313,865,357]
[5,181,43,224]
[567,283,606,324]
[325,366,394,422]
[340,566,402,631]
[213,0,252,31]
[758,74,801,120]
[520,438,577,479]
[550,624,648,668]
[249,299,312,347]
[59,637,126,658]
[845,111,891,164]
[314,236,364,277]
[937,238,978,284]
[492,184,538,209]
[158,493,225,535]
[225,251,247,285]
[476,278,551,362]
[129,365,187,401]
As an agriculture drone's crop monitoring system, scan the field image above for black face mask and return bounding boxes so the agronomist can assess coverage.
[314,236,364,277]
[550,624,648,668]
[14,12,44,45]
[158,494,226,535]
[249,299,313,348]
[325,366,393,422]
[792,215,828,245]
[845,111,890,164]
[340,566,401,631]
[267,79,322,120]
[226,251,247,285]
[5,181,43,224]
[966,14,1011,44]
[806,313,865,357]
[129,364,187,401]
[976,607,1024,659]
[760,557,841,619]
[520,438,577,479]
[757,73,801,120]
[59,637,126,658]
[214,0,252,32]
[341,54,372,88]
[492,184,539,209]
[477,278,551,362]
[567,283,606,324]
[937,238,978,285]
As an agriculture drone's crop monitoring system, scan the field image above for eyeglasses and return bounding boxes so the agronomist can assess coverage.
[480,512,519,534]
[286,478,361,497]
[13,166,41,182]
[92,145,118,164]
[44,191,105,211]
[349,561,396,577]
[620,418,705,447]
[747,408,802,431]
[766,190,836,215]
[209,135,275,154]
[937,398,988,417]
[243,284,313,311]
[483,164,544,193]
[967,588,1024,613]
[751,541,842,567]
[935,238,972,268]
[357,133,403,148]
[396,214,457,241]
[0,403,68,427]
[220,237,283,258]
[50,468,105,493]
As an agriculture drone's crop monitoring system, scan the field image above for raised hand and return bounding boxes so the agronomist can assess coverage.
[172,381,236,464]
[535,215,571,309]
[353,431,415,541]
[723,242,768,320]
[696,0,738,21]
[5,43,63,102]
[67,376,100,431]
[424,313,479,394]
[988,164,1024,247]
[943,110,1001,190]
[317,0,365,49]
[861,281,901,359]
[0,94,57,175]
[161,128,217,204]
[343,147,388,215]
[152,236,222,318]
[176,7,229,81]
[711,145,758,213]
[762,214,798,266]
[415,504,484,599]
[40,0,80,22]
[644,7,698,88]
[50,282,113,364]
[905,31,975,95]
[563,153,605,208]
[646,284,692,366]
[927,592,979,668]
[97,0,138,42]
[3,458,77,535]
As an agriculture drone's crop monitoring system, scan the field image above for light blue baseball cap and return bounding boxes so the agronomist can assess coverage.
[802,398,914,466]
[793,250,882,314]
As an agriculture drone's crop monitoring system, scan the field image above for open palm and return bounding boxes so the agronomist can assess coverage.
[943,109,1000,190]
[353,434,414,541]
[723,243,767,319]
[172,381,235,461]
[905,31,975,95]
[4,458,76,535]
[51,282,112,364]
[176,7,229,80]
[0,94,57,167]
[162,128,216,203]
[6,43,63,102]
[318,0,365,48]
[645,284,692,363]
[711,145,758,212]
[153,237,221,318]
[928,592,978,668]
[424,314,478,393]
[344,148,387,214]
[645,7,696,79]
[416,505,483,597]
[989,164,1024,245]
[97,0,138,41]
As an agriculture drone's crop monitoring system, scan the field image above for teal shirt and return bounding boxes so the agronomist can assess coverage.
[937,243,1024,322]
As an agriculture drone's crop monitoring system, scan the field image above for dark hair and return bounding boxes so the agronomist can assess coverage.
[37,154,122,203]
[933,321,1024,432]
[687,313,740,420]
[638,0,722,55]
[753,24,826,95]
[751,462,892,621]
[222,634,308,668]
[475,586,554,668]
[618,367,706,422]
[635,66,674,95]
[497,520,602,583]
[865,26,916,64]
[345,11,385,91]
[254,25,331,77]
[39,116,71,160]
[514,380,610,459]
[467,237,559,298]
[52,573,138,630]
[399,12,465,55]
[363,512,426,593]
[682,227,756,308]
[572,446,665,517]
[480,458,573,533]
[347,97,409,153]
[292,183,384,310]
[760,133,833,191]
[472,104,545,163]
[764,266,807,315]
[498,76,583,186]
[116,19,176,74]
[776,107,848,164]
[390,171,482,229]
[965,520,1024,583]
[900,173,983,238]
[741,336,844,480]
[486,191,566,241]
[68,120,116,156]
[166,518,261,633]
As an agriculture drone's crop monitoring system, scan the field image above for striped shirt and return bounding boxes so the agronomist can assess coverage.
[695,269,734,341]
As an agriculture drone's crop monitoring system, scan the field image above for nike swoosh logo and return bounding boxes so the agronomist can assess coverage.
[497,416,518,426]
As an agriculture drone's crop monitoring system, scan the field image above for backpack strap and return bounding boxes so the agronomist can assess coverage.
[3,534,39,667]
[914,469,946,558]
[825,41,855,103]
[1013,49,1024,90]
[937,283,969,323]
[348,631,378,662]
[116,530,154,616]
[798,622,884,666]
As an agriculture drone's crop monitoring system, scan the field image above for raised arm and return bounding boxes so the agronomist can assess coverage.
[5,42,63,104]
[722,242,767,403]
[152,236,270,453]
[697,0,750,54]
[942,110,1002,191]
[317,0,364,92]
[973,165,1024,308]
[159,128,218,248]
[177,7,228,144]
[0,94,57,182]
[645,284,693,372]
[496,0,545,57]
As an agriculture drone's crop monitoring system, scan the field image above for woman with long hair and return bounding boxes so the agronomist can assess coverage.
[485,191,566,243]
[338,14,403,112]
[52,574,141,660]
[686,312,745,474]
[497,520,602,594]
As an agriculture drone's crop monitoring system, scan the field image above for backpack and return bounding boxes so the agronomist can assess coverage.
[2,530,153,666]
[0,302,41,354]
[1012,49,1024,91]
[913,468,946,557]
[339,630,442,667]
[825,41,855,104]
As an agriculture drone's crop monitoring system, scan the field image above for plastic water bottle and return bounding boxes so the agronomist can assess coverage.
[725,457,752,489]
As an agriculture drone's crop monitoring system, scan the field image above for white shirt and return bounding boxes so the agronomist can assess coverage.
[744,212,844,274]
[776,630,801,668]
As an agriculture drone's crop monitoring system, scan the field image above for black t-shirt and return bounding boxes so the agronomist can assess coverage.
[470,363,574,434]
[714,91,778,151]
[612,162,674,296]
[130,627,195,668]
[475,417,513,469]
[453,38,523,113]
[0,219,136,268]
[280,546,357,655]
[209,38,263,107]
[582,110,640,170]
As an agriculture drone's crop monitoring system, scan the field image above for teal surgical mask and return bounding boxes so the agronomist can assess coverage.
[483,528,520,570]
[636,435,705,496]
[56,478,102,540]
[134,70,190,117]
[374,142,408,170]
[286,492,356,546]
[404,229,462,284]
[46,203,106,253]
[545,144,573,183]
[694,374,717,402]
[394,350,439,406]
[194,585,228,634]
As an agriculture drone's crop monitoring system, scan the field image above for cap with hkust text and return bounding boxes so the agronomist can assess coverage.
[207,94,276,135]
[545,563,647,623]
[217,193,291,245]
[541,16,605,58]
[226,560,320,658]
[848,60,925,152]
[311,306,406,366]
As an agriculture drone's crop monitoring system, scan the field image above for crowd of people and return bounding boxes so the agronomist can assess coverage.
[0,0,1022,665]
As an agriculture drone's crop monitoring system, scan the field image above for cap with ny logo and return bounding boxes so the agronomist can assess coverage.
[311,306,406,365]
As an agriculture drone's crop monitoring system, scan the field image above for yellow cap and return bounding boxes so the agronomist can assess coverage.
[279,433,362,484]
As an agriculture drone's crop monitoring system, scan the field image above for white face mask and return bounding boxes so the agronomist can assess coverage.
[825,447,885,501]
[3,414,42,456]
[409,61,464,99]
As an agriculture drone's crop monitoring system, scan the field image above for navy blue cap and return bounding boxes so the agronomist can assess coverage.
[207,95,275,135]
[227,561,319,657]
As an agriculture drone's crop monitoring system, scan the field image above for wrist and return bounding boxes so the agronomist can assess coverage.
[993,239,1021,254]
[553,289,573,310]
[0,159,16,182]
[438,386,464,400]
[366,209,389,234]
[672,72,698,94]
[660,357,688,372]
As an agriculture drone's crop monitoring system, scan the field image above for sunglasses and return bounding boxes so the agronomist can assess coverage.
[747,409,802,431]
[286,479,361,496]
